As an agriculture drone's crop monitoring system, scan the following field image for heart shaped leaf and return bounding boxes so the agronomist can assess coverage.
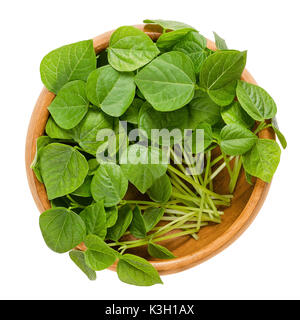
[242,139,281,183]
[135,51,196,112]
[39,143,89,200]
[48,80,89,129]
[199,50,247,90]
[84,234,118,271]
[91,163,128,206]
[172,31,208,72]
[147,174,172,203]
[117,254,163,286]
[86,65,136,117]
[40,40,96,94]
[236,80,277,121]
[220,124,258,156]
[107,26,160,72]
[72,108,113,155]
[120,145,168,193]
[39,207,86,253]
[80,201,107,239]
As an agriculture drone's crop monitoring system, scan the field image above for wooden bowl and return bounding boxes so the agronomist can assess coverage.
[25,24,275,275]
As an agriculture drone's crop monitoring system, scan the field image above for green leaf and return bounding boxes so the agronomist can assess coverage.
[135,51,196,112]
[138,101,189,144]
[120,98,144,124]
[87,158,100,175]
[84,234,118,271]
[143,19,196,31]
[31,136,53,183]
[130,206,147,239]
[245,170,254,185]
[72,175,92,197]
[69,250,96,281]
[80,201,107,239]
[39,143,89,200]
[213,32,228,50]
[91,163,128,207]
[117,254,163,286]
[120,145,168,193]
[199,50,247,90]
[272,118,287,149]
[40,40,96,94]
[236,80,277,121]
[220,124,258,156]
[156,28,196,50]
[188,90,222,128]
[147,174,172,203]
[143,207,165,232]
[207,80,237,106]
[106,205,133,241]
[221,101,255,129]
[242,139,281,183]
[48,80,89,129]
[86,65,136,117]
[105,206,118,228]
[148,242,175,259]
[173,31,208,72]
[45,117,73,140]
[192,122,213,153]
[107,26,160,72]
[72,108,113,155]
[39,207,86,253]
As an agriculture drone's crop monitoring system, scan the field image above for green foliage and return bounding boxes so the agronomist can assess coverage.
[120,145,167,193]
[108,26,159,72]
[91,163,128,206]
[39,208,86,253]
[86,65,136,117]
[236,80,277,121]
[48,80,89,129]
[39,143,88,200]
[80,201,107,239]
[106,205,133,241]
[148,242,176,259]
[242,139,281,183]
[69,250,97,280]
[135,51,196,111]
[34,19,285,286]
[220,124,258,155]
[40,40,96,94]
[117,254,163,286]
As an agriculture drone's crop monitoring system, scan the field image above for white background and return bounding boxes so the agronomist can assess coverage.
[0,0,299,300]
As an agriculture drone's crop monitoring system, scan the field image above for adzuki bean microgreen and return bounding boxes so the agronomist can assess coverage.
[32,19,286,286]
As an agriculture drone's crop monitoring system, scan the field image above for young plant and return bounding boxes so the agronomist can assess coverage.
[32,19,286,286]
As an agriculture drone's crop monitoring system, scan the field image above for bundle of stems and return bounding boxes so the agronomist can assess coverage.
[113,145,242,253]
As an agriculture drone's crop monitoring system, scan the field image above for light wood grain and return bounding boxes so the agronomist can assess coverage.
[25,24,275,275]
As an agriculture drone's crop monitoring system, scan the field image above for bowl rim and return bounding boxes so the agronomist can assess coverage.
[25,24,274,275]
